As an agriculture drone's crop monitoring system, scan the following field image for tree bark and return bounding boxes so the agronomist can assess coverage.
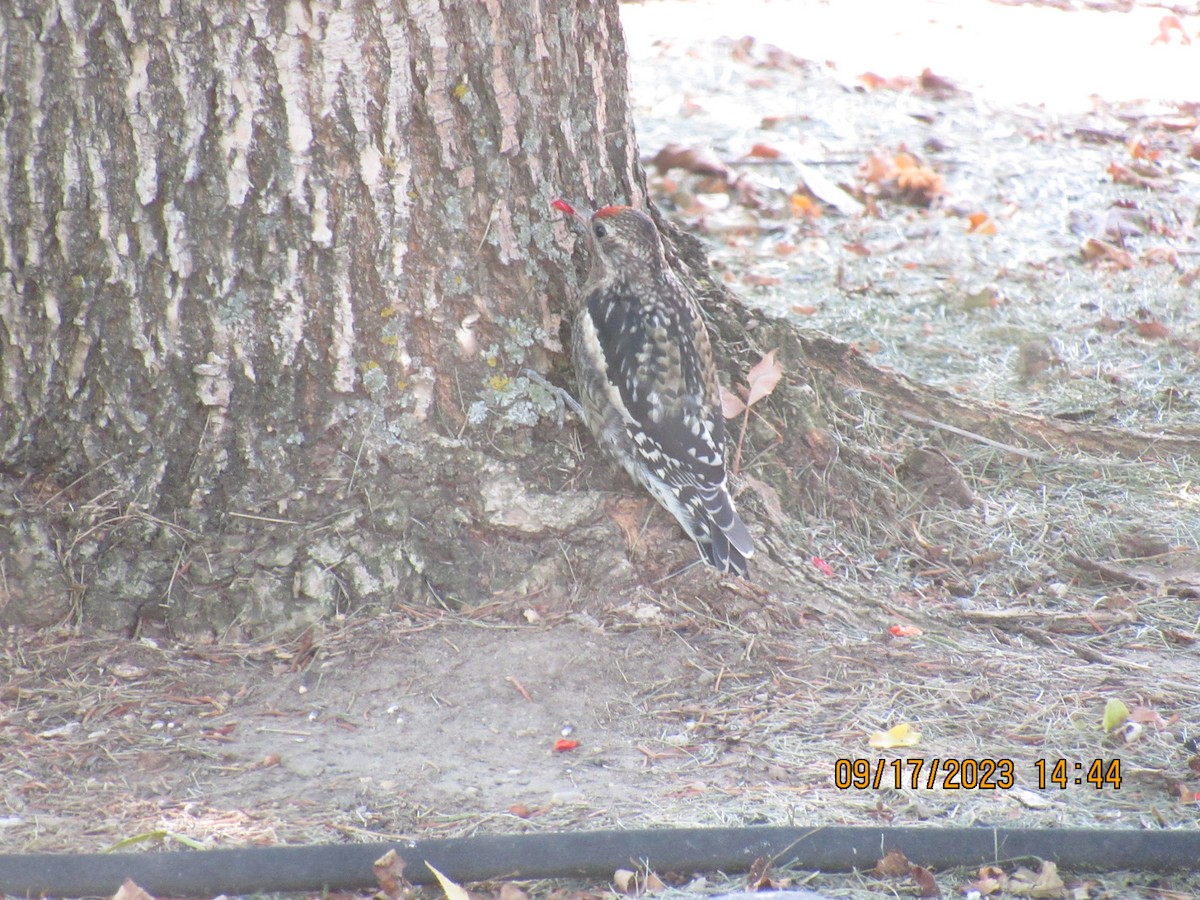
[0,0,649,635]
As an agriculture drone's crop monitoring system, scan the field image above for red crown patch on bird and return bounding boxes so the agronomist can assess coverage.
[594,205,632,218]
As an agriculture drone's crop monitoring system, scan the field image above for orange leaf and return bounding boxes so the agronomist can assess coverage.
[553,739,579,752]
[967,212,997,235]
[748,142,781,159]
[790,193,821,218]
[889,624,923,638]
[745,350,783,407]
[1128,134,1161,162]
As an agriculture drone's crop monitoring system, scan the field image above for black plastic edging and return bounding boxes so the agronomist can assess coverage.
[2,825,1198,897]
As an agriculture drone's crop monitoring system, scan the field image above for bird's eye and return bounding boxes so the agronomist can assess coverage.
[593,222,607,239]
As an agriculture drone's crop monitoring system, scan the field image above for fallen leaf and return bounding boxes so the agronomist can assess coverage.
[1107,161,1174,191]
[746,856,774,889]
[790,192,821,218]
[1103,698,1130,732]
[911,864,940,897]
[1012,788,1053,809]
[918,67,959,98]
[652,143,730,179]
[1007,861,1066,898]
[746,350,783,407]
[747,142,781,159]
[720,386,747,419]
[965,865,1009,895]
[373,849,410,900]
[1133,319,1171,340]
[1142,246,1181,268]
[889,624,923,638]
[791,158,865,215]
[553,738,579,752]
[1152,14,1192,45]
[874,849,911,877]
[1081,237,1136,269]
[112,879,156,900]
[1128,134,1162,162]
[869,723,922,749]
[967,212,997,235]
[1128,706,1167,727]
[426,862,471,900]
[859,71,912,91]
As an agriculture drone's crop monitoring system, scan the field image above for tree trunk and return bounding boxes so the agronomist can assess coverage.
[0,0,650,635]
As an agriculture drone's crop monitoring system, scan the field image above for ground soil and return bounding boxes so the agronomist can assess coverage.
[3,2,1200,898]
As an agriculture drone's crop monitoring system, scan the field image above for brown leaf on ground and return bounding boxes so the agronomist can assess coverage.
[112,879,156,900]
[747,142,782,159]
[746,855,775,889]
[1142,246,1182,268]
[859,71,913,91]
[1007,861,1067,898]
[918,67,960,99]
[1108,161,1175,191]
[911,864,940,897]
[874,848,911,877]
[374,850,411,900]
[1081,237,1136,269]
[653,143,730,179]
[1132,318,1171,340]
[965,865,1008,895]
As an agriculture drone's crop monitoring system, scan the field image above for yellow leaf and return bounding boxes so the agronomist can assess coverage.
[1103,698,1130,733]
[869,722,921,749]
[426,863,471,900]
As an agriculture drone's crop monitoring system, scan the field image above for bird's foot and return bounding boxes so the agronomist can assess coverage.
[522,368,583,427]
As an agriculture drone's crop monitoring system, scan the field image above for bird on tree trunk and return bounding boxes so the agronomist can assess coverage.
[553,200,753,578]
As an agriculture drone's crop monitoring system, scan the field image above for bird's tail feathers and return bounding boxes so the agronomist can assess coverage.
[695,484,753,578]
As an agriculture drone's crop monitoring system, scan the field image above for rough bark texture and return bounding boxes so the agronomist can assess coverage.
[0,0,648,635]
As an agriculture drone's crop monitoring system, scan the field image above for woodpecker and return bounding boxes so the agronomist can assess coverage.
[552,199,754,577]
